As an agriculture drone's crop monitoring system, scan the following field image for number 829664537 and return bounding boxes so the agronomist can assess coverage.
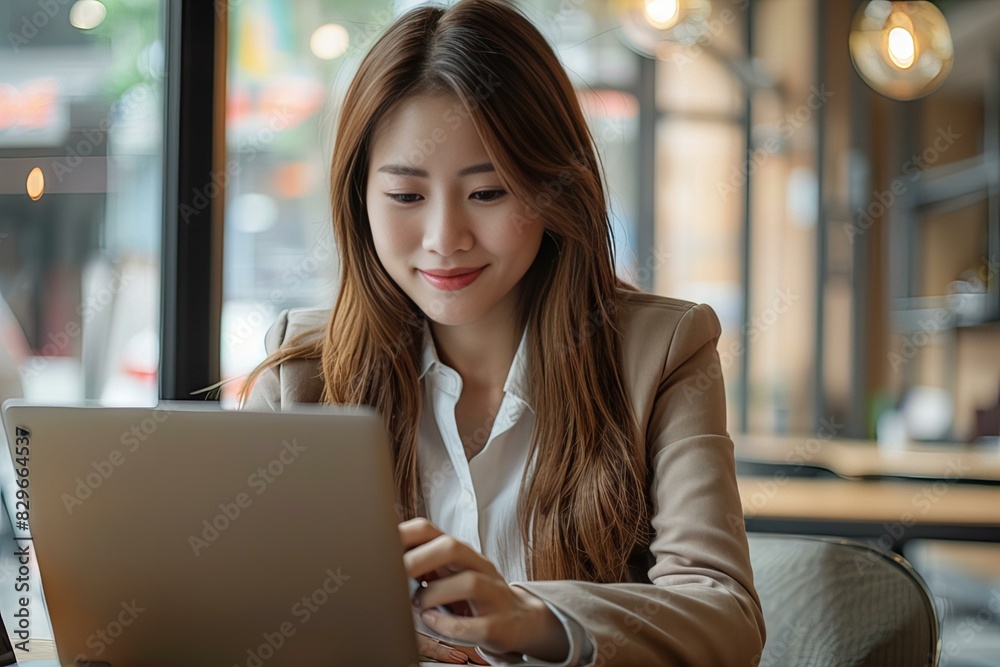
[13,426,31,531]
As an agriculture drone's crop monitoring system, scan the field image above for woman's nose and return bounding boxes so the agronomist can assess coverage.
[422,200,474,256]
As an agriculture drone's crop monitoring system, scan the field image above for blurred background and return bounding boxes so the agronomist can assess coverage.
[2,0,998,438]
[1,0,999,663]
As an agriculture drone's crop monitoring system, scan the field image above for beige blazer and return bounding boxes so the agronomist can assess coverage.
[243,289,766,666]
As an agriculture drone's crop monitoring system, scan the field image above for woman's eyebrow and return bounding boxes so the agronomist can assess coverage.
[375,162,496,177]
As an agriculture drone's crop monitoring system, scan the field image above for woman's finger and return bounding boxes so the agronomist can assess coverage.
[416,569,500,614]
[404,534,499,580]
[399,517,444,549]
[415,632,471,664]
[455,644,490,665]
[420,609,492,649]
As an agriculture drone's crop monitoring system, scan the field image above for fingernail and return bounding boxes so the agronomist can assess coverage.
[448,649,469,663]
[421,609,438,623]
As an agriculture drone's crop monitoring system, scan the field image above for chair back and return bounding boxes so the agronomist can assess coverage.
[748,533,940,666]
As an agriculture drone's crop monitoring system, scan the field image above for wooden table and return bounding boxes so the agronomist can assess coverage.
[738,477,1000,550]
[734,433,1000,483]
[734,434,1000,551]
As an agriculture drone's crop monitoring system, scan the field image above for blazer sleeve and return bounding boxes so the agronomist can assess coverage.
[512,303,765,666]
[240,309,290,412]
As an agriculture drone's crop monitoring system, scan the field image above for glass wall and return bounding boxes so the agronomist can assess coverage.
[0,0,165,408]
[652,0,749,431]
[221,0,643,407]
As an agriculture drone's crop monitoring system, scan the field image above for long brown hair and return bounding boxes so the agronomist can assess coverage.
[239,0,650,583]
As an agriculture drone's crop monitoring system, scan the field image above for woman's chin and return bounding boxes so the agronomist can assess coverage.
[420,309,482,328]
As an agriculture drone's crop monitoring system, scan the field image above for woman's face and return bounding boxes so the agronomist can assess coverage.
[365,93,545,328]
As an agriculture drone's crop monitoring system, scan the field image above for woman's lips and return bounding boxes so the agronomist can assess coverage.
[418,267,486,291]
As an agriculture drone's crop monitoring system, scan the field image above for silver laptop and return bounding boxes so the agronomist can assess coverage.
[0,399,436,667]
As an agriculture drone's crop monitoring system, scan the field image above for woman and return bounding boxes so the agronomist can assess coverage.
[240,0,765,664]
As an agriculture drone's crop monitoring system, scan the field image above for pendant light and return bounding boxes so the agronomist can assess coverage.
[849,1,954,100]
[613,0,712,57]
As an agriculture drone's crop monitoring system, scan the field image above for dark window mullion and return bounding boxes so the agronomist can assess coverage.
[160,0,226,401]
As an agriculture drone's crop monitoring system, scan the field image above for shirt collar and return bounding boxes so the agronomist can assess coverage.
[418,318,533,412]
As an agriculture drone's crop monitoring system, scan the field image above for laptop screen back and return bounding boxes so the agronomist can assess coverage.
[1,401,420,667]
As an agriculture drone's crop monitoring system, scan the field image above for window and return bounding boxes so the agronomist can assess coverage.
[220,0,644,407]
[0,0,165,407]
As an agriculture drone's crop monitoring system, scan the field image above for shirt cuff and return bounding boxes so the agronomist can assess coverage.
[473,584,596,667]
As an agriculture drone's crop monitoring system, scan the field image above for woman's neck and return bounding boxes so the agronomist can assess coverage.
[429,291,522,392]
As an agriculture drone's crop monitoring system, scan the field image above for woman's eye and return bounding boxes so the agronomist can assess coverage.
[384,190,506,204]
[386,193,422,204]
[471,189,507,202]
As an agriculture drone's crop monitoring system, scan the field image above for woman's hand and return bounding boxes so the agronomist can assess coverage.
[415,633,489,664]
[400,517,571,663]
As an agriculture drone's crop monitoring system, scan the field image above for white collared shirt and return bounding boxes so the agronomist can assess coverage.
[416,319,596,667]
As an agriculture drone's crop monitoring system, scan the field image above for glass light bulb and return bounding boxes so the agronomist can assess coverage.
[849,1,953,100]
[645,0,680,29]
[309,23,350,60]
[614,0,712,53]
[26,167,44,201]
[69,0,106,31]
[887,26,915,68]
